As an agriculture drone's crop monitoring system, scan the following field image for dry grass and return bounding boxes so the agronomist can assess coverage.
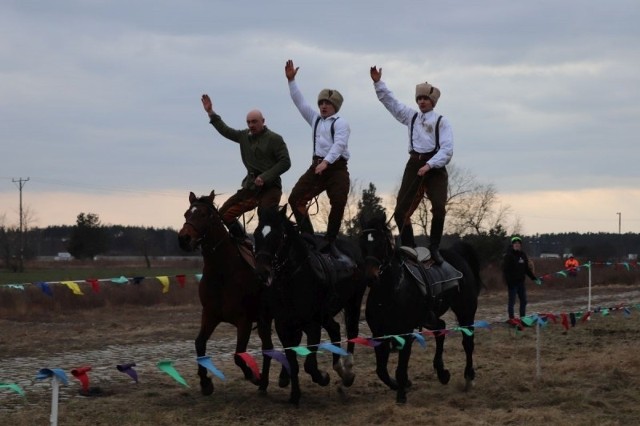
[1,261,640,425]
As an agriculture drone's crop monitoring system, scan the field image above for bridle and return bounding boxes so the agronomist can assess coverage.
[361,227,395,275]
[183,201,226,253]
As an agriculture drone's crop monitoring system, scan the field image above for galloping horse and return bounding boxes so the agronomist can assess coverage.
[253,206,367,405]
[178,190,275,396]
[358,213,482,403]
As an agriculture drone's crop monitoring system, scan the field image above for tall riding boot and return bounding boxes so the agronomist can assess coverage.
[399,224,416,248]
[429,217,445,265]
[293,212,315,236]
[227,220,251,247]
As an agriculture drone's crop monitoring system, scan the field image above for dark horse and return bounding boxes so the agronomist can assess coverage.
[253,206,367,405]
[178,191,275,396]
[359,213,482,403]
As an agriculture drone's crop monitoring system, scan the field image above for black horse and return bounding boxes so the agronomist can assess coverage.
[178,191,276,396]
[359,213,482,403]
[253,206,367,405]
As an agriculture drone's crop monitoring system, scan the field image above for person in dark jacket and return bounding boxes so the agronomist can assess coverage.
[503,236,539,319]
[201,94,291,241]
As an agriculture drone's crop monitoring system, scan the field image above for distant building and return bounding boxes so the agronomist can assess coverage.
[540,253,561,259]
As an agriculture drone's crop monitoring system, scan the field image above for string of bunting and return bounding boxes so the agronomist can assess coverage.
[533,260,640,285]
[0,273,203,295]
[2,301,638,397]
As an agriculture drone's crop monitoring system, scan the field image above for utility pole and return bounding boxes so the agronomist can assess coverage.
[616,212,621,235]
[12,177,29,272]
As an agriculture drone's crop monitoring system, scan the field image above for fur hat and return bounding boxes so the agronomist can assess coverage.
[415,82,441,106]
[317,89,344,112]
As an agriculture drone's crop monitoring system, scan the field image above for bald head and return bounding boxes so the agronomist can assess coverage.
[246,109,265,135]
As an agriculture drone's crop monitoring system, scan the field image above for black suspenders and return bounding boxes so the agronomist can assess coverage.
[410,113,442,154]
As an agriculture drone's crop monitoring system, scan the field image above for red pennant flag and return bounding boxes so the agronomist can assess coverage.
[176,274,186,288]
[86,278,100,293]
[582,311,591,322]
[560,313,569,330]
[235,352,260,380]
[71,366,92,392]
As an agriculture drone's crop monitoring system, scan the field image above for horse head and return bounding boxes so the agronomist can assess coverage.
[178,190,227,252]
[359,212,395,281]
[253,205,290,283]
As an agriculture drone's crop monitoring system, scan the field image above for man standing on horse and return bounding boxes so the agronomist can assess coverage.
[201,94,291,242]
[369,66,453,265]
[285,59,351,256]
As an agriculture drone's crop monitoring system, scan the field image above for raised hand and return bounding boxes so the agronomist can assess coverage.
[370,66,382,82]
[285,59,299,82]
[201,94,214,114]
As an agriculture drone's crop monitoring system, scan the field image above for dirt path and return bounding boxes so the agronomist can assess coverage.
[1,284,638,413]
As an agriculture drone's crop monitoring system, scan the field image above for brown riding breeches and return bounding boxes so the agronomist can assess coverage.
[219,186,282,225]
[288,158,350,241]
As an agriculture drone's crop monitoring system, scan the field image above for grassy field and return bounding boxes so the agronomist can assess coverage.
[1,259,640,425]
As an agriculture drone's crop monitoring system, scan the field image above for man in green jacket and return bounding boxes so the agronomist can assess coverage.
[201,94,291,241]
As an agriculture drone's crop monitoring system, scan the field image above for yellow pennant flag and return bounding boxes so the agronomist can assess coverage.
[61,281,84,295]
[156,276,170,293]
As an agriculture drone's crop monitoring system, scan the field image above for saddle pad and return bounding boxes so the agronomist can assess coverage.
[403,260,462,298]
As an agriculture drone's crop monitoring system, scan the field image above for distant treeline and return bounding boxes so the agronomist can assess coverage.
[24,225,189,258]
[5,225,640,261]
[515,232,640,261]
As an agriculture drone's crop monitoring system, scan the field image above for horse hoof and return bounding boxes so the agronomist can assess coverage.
[437,369,451,385]
[200,382,214,396]
[396,395,407,404]
[464,378,473,392]
[278,376,290,388]
[341,372,355,388]
[313,372,330,387]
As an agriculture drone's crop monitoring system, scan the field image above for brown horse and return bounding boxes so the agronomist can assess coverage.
[178,190,275,396]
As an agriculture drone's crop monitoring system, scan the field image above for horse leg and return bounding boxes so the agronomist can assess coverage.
[432,319,451,385]
[374,341,398,390]
[462,326,476,391]
[233,320,260,386]
[277,323,302,405]
[256,314,275,393]
[195,315,219,396]
[304,324,330,387]
[322,316,354,388]
[395,337,414,404]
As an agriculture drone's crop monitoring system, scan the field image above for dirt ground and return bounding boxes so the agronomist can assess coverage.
[1,284,640,425]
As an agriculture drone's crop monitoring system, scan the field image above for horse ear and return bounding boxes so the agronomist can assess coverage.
[278,204,288,217]
[209,190,216,200]
[189,192,196,203]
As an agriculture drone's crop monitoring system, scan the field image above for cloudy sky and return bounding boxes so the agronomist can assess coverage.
[1,0,639,235]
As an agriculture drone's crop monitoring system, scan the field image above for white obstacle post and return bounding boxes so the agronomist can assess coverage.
[587,261,592,313]
[49,376,60,426]
[535,319,541,380]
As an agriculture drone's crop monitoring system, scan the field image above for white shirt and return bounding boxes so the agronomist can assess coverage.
[374,80,453,169]
[288,80,351,164]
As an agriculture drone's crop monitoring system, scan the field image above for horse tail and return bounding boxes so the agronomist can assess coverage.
[451,241,483,294]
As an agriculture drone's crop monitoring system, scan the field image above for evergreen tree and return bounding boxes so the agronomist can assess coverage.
[67,213,109,259]
[346,182,387,238]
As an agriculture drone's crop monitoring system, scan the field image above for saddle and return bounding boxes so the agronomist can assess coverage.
[235,240,256,269]
[398,245,462,299]
[302,234,357,286]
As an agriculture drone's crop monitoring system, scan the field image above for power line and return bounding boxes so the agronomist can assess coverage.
[12,177,29,272]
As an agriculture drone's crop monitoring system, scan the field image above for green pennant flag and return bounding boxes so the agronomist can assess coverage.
[157,360,189,387]
[392,335,405,350]
[290,346,312,356]
[0,382,25,396]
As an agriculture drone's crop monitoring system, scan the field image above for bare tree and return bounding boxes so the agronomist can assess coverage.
[412,163,516,237]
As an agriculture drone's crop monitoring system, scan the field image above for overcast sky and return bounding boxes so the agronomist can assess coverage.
[1,0,639,234]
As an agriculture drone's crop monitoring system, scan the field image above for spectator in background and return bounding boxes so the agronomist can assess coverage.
[565,255,580,277]
[503,236,540,319]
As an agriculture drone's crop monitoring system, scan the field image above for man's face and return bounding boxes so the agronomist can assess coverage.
[246,112,265,135]
[416,96,434,113]
[318,100,336,118]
